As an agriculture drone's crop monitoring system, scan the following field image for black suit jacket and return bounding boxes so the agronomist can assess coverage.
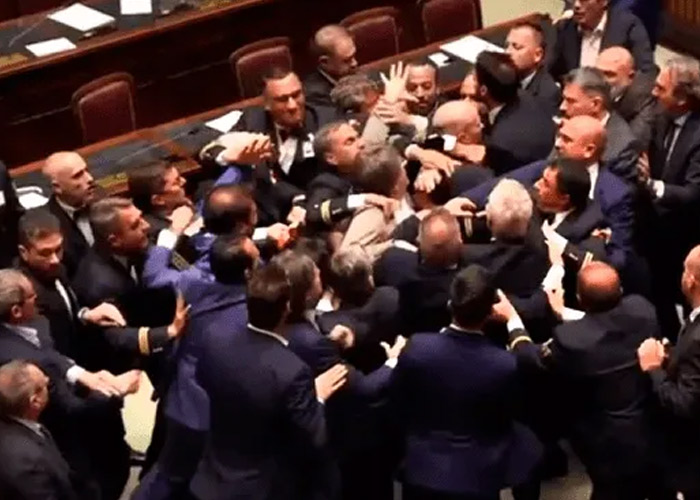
[523,67,562,116]
[614,72,656,149]
[649,111,700,215]
[602,111,641,183]
[235,105,338,225]
[0,319,121,490]
[548,7,655,80]
[71,247,175,376]
[485,93,556,175]
[46,197,90,279]
[305,167,356,230]
[0,418,78,500]
[511,295,661,481]
[191,326,328,500]
[650,314,700,492]
[0,160,23,268]
[303,70,336,109]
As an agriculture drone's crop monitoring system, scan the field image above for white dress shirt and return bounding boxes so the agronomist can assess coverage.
[587,162,599,200]
[579,12,607,67]
[54,279,74,317]
[488,104,505,126]
[275,126,299,175]
[520,70,536,90]
[55,197,94,246]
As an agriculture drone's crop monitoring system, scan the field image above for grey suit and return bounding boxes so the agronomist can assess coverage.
[602,111,641,183]
[613,73,656,149]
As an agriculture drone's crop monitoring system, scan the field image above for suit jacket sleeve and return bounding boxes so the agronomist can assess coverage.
[650,335,700,419]
[142,245,182,290]
[629,94,656,149]
[340,207,392,256]
[508,327,551,375]
[563,237,608,269]
[461,161,545,207]
[305,185,353,228]
[626,14,655,74]
[285,365,327,453]
[101,325,170,357]
[659,150,700,209]
[604,187,634,271]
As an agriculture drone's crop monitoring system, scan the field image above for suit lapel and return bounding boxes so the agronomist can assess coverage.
[665,115,699,182]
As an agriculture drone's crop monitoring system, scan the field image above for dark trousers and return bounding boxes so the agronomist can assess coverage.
[133,418,206,500]
[590,478,676,500]
[340,446,395,500]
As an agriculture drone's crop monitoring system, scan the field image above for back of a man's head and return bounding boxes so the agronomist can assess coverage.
[485,179,533,241]
[450,265,497,329]
[328,247,374,307]
[356,144,402,197]
[475,51,520,104]
[203,184,255,235]
[246,262,291,332]
[0,361,46,420]
[419,208,462,268]
[127,161,169,212]
[0,270,31,324]
[563,67,613,112]
[577,262,622,312]
[553,157,591,212]
[210,234,257,285]
[432,100,481,138]
[89,197,133,246]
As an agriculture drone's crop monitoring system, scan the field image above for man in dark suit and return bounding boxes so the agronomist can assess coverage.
[41,152,97,278]
[135,234,257,500]
[72,197,188,378]
[548,0,654,80]
[560,66,641,182]
[473,51,555,175]
[638,244,700,500]
[506,21,562,115]
[0,269,140,500]
[462,115,636,281]
[306,121,396,231]
[0,159,24,269]
[17,210,130,368]
[273,250,406,500]
[304,25,358,109]
[643,57,700,338]
[507,262,670,499]
[0,360,80,500]
[190,262,348,500]
[374,208,462,336]
[201,68,338,226]
[392,265,542,499]
[596,46,656,148]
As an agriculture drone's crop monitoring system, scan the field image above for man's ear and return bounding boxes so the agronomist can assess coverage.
[9,303,22,321]
[107,233,119,249]
[324,152,337,166]
[318,55,330,68]
[18,244,29,262]
[534,47,544,65]
[151,193,165,209]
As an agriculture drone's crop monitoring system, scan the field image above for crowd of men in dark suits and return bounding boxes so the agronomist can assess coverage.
[1,0,700,499]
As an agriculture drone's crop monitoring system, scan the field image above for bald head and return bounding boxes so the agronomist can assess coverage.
[577,262,622,312]
[313,25,357,79]
[42,151,95,208]
[432,100,483,144]
[682,245,700,305]
[555,115,607,162]
[203,185,257,236]
[418,208,462,267]
[596,47,635,97]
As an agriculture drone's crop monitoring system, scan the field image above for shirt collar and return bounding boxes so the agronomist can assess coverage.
[581,11,607,36]
[675,112,691,128]
[2,322,39,345]
[488,104,505,125]
[587,162,599,199]
[55,197,81,218]
[690,306,700,324]
[600,112,611,127]
[551,208,575,229]
[446,323,483,336]
[520,70,537,90]
[248,323,289,346]
[10,416,45,437]
[113,255,130,271]
[317,68,337,86]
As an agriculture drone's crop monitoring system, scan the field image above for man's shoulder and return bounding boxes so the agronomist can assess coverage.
[607,5,643,29]
[598,168,633,199]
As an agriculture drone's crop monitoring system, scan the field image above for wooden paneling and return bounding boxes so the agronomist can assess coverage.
[662,0,700,56]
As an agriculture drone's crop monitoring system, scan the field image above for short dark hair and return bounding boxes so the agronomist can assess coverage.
[292,237,331,285]
[210,234,255,285]
[356,145,403,197]
[246,262,291,331]
[202,184,255,235]
[18,209,61,247]
[262,66,294,85]
[551,157,591,211]
[127,161,172,212]
[328,247,373,307]
[563,67,612,111]
[89,197,133,245]
[272,250,317,322]
[449,265,497,327]
[512,21,546,51]
[475,51,519,103]
[314,121,349,162]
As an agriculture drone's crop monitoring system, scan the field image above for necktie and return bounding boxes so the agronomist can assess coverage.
[664,121,679,166]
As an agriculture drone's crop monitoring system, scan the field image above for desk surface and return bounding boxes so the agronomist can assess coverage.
[11,12,549,195]
[0,0,272,77]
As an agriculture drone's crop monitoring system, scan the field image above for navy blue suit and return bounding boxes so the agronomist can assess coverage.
[392,327,542,497]
[190,326,328,500]
[286,320,395,500]
[461,160,634,273]
[134,277,248,500]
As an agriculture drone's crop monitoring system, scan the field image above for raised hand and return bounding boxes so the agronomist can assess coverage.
[167,293,191,340]
[314,363,348,402]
